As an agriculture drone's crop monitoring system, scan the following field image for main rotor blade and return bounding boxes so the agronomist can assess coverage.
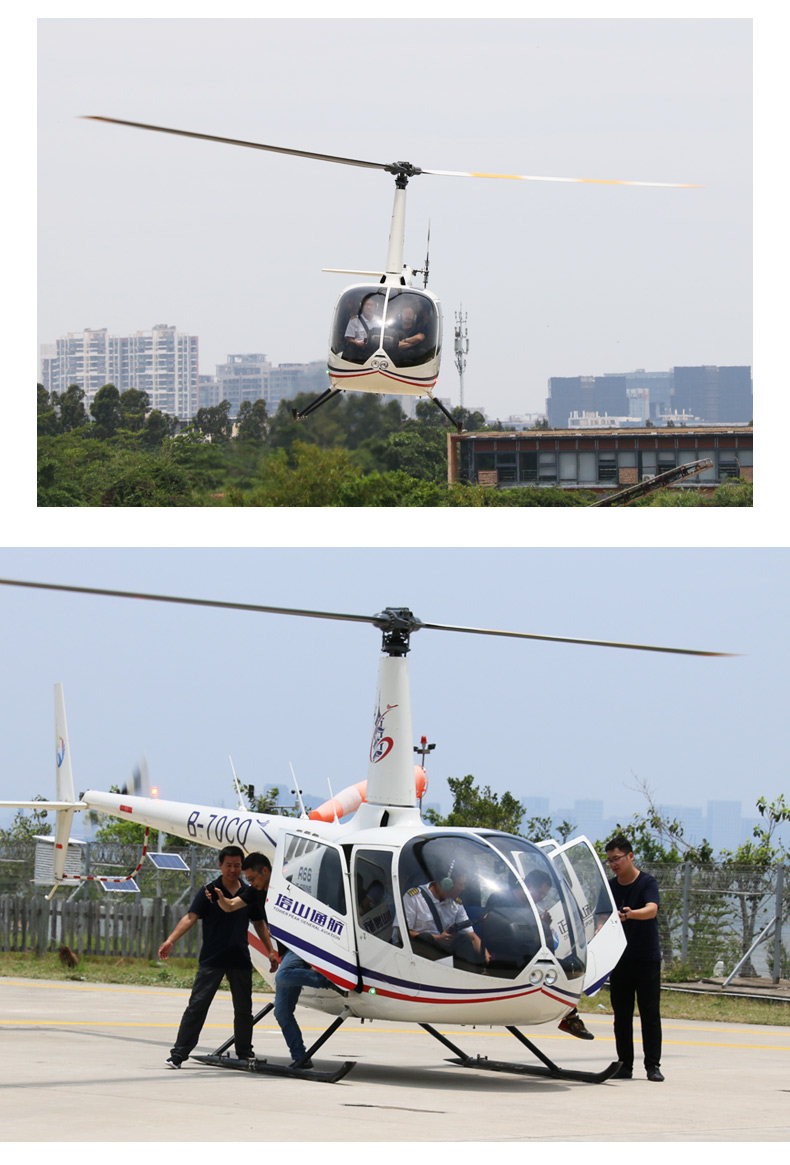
[418,620,731,657]
[0,578,376,627]
[421,167,702,189]
[0,578,730,657]
[82,118,700,188]
[82,116,392,172]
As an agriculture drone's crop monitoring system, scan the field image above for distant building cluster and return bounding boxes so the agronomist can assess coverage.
[523,797,786,857]
[546,367,752,429]
[39,327,328,421]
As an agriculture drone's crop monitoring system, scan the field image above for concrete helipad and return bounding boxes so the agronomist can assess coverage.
[1,976,788,1143]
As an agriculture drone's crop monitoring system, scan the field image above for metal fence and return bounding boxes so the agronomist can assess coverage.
[643,861,789,981]
[1,842,787,980]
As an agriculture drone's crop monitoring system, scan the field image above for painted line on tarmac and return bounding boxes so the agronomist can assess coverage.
[1,1018,788,1052]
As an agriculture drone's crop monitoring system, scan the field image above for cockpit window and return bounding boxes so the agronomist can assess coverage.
[483,834,588,980]
[330,286,439,368]
[398,833,586,981]
[353,848,402,947]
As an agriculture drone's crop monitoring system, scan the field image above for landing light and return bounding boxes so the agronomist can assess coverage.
[543,970,558,985]
[529,969,544,985]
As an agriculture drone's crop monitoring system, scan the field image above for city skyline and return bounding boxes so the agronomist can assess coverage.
[38,18,752,420]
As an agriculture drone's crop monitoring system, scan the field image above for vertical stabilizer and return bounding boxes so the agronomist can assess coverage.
[48,684,77,897]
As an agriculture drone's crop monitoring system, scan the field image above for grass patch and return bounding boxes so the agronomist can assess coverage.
[578,986,790,1027]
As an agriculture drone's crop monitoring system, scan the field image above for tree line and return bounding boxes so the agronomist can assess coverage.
[37,384,753,507]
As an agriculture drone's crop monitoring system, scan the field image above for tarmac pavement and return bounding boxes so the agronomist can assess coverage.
[1,976,788,1145]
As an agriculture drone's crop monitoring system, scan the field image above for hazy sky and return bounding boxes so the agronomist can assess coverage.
[37,15,752,419]
[1,547,784,836]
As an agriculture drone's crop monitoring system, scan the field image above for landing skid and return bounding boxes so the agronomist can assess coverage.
[192,1052,355,1083]
[420,1022,621,1085]
[191,1000,356,1084]
[292,387,342,420]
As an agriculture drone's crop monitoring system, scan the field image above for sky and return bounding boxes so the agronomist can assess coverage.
[37,15,752,420]
[1,547,785,840]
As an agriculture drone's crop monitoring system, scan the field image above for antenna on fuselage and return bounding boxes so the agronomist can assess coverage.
[289,762,308,819]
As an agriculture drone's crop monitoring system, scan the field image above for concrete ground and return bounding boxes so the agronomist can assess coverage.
[1,976,788,1144]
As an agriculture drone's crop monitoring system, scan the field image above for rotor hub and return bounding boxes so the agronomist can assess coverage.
[372,607,423,656]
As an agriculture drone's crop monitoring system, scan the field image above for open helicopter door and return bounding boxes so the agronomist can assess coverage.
[267,830,359,992]
[547,836,625,996]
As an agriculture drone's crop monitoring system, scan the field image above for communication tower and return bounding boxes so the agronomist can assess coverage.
[454,308,469,409]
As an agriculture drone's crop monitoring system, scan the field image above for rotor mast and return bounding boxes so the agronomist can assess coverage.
[383,164,421,283]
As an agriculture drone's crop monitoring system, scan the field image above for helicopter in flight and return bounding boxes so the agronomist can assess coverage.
[83,116,700,428]
[0,577,728,1084]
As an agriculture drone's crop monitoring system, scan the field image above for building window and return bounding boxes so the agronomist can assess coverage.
[597,453,618,483]
[538,452,557,482]
[519,452,537,482]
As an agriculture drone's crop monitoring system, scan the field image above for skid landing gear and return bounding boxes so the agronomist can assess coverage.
[291,387,343,420]
[419,1023,621,1084]
[192,1001,356,1084]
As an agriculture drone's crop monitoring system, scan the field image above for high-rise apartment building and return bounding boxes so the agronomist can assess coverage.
[40,325,199,419]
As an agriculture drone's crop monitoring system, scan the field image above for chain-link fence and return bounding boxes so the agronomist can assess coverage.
[643,861,789,981]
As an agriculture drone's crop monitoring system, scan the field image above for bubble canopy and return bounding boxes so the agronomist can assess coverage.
[397,832,587,982]
[329,285,441,376]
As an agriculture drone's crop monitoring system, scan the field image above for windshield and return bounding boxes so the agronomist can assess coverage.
[398,833,586,981]
[330,286,439,368]
[483,834,587,980]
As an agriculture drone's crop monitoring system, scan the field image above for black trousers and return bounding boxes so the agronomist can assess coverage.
[170,962,254,1063]
[608,959,662,1070]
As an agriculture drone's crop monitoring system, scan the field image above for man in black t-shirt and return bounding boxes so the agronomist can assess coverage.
[605,835,664,1082]
[158,845,270,1068]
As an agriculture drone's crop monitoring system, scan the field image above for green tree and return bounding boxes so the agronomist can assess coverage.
[141,409,178,449]
[195,400,233,443]
[119,388,151,432]
[423,774,525,834]
[236,398,268,442]
[37,384,59,436]
[0,796,52,841]
[90,384,122,438]
[716,795,789,975]
[58,384,89,432]
[237,783,300,818]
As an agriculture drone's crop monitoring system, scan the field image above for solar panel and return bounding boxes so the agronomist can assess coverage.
[147,852,189,871]
[99,878,140,894]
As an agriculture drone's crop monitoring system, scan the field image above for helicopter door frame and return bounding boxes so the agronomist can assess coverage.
[268,830,359,992]
[547,835,626,996]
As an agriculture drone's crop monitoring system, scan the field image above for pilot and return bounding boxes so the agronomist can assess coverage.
[342,293,380,362]
[403,863,483,965]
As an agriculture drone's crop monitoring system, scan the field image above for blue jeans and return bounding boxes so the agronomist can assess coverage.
[274,950,332,1061]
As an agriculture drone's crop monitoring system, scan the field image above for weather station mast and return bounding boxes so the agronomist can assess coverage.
[454,308,469,410]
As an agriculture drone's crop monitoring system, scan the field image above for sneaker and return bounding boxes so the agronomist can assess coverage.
[291,1057,313,1069]
[558,1012,594,1040]
[646,1066,665,1082]
[164,1057,181,1069]
[612,1063,633,1079]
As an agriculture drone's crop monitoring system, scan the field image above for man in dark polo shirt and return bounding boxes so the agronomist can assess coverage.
[605,834,664,1082]
[158,844,270,1068]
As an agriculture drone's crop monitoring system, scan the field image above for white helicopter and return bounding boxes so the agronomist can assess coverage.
[83,116,700,428]
[0,578,728,1083]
